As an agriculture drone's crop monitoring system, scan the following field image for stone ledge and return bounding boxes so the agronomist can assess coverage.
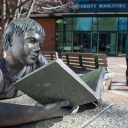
[102,72,114,91]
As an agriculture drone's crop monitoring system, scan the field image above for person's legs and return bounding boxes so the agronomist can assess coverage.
[126,58,128,85]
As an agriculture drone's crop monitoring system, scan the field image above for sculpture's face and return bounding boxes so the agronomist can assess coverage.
[10,30,44,65]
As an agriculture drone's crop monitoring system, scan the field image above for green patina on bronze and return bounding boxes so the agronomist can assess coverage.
[80,68,102,92]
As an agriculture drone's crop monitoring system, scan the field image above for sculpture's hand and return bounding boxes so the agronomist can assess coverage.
[42,100,79,119]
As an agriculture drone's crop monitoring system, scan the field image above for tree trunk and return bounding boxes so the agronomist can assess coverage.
[0,0,6,58]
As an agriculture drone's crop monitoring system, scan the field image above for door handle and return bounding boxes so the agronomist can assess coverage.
[106,45,110,48]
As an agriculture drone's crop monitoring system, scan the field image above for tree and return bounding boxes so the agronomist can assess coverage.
[0,0,75,58]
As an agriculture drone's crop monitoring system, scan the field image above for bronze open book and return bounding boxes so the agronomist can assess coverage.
[13,59,105,107]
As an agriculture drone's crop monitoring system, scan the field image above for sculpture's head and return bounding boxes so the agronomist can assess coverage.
[2,18,45,65]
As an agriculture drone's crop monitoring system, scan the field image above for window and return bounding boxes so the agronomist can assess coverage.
[73,17,92,31]
[118,17,127,31]
[98,17,117,31]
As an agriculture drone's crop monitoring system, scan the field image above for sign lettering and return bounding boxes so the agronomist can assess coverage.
[69,2,128,12]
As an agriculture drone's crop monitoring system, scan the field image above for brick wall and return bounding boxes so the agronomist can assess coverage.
[34,18,56,51]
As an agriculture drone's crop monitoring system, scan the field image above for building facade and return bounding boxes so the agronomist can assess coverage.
[34,0,128,56]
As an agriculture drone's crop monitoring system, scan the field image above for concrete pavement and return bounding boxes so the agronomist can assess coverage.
[102,57,128,107]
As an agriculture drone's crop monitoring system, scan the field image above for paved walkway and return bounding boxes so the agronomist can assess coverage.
[107,57,126,82]
[101,57,128,107]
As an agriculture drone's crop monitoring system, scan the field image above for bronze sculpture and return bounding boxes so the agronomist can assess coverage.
[0,18,78,127]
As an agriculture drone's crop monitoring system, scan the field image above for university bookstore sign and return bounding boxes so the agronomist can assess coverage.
[69,2,128,12]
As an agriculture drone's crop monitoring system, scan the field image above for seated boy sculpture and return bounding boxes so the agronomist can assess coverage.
[0,18,77,127]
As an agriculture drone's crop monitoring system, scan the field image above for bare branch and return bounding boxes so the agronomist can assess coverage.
[1,0,6,34]
[58,0,62,6]
[13,0,31,12]
[0,0,75,58]
[26,0,35,18]
[4,0,11,27]
[17,1,23,18]
[41,2,70,10]
[13,0,21,19]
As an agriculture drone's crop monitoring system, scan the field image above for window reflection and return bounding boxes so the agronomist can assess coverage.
[119,25,127,31]
[118,17,127,31]
[93,17,98,31]
[92,33,97,53]
[56,32,63,52]
[119,17,127,25]
[56,17,128,55]
[74,34,80,46]
[65,18,72,24]
[63,32,72,52]
[73,33,81,52]
[98,17,117,31]
[56,19,64,31]
[73,17,92,31]
[118,32,126,53]
[83,33,90,49]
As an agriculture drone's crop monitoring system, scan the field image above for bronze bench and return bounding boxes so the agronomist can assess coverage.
[61,52,108,71]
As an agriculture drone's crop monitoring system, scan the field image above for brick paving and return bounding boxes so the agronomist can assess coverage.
[102,57,128,107]
[107,57,126,82]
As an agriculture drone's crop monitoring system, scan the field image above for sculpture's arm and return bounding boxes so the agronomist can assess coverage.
[0,100,77,127]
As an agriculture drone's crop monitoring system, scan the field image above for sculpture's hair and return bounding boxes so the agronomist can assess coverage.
[2,18,45,51]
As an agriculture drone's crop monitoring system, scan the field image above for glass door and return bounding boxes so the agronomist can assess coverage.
[107,32,116,56]
[73,32,81,52]
[83,32,91,53]
[99,32,117,56]
[99,32,107,54]
[73,31,91,52]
